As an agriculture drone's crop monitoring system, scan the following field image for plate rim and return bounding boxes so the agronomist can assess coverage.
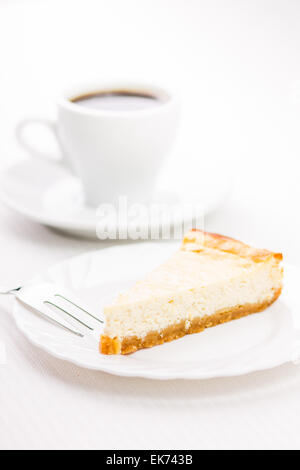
[11,315,293,380]
[0,159,230,235]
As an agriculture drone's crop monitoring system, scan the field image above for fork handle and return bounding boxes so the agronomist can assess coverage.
[0,287,22,295]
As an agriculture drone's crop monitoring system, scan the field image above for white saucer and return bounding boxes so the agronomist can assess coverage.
[12,242,300,380]
[0,158,230,238]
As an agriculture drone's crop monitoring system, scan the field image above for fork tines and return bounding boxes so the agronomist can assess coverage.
[43,293,103,335]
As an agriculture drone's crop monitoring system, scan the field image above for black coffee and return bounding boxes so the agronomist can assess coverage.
[71,90,163,111]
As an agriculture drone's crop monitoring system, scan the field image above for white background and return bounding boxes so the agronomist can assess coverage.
[0,0,300,450]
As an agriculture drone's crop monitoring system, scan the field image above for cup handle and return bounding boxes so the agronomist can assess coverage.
[15,118,65,166]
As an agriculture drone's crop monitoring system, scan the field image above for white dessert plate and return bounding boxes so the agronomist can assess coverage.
[0,158,230,239]
[12,241,300,380]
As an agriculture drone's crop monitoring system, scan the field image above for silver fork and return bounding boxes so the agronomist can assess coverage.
[0,284,103,338]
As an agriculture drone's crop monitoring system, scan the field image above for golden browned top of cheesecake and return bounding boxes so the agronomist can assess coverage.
[107,231,282,306]
[182,229,282,263]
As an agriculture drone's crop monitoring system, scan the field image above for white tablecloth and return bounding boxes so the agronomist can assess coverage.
[1,180,300,450]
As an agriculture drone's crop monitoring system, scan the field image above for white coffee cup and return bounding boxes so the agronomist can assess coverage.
[16,81,180,206]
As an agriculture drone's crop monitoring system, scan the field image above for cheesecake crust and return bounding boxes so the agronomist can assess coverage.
[182,229,283,263]
[100,287,282,355]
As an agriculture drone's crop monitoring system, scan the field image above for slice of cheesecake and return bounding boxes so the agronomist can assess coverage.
[100,230,283,354]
